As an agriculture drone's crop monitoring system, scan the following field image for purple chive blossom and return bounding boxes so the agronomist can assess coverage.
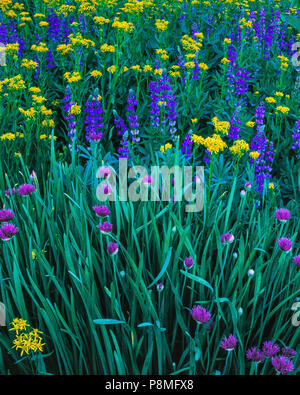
[142,175,153,185]
[190,305,211,324]
[107,242,118,255]
[246,347,265,363]
[221,233,235,244]
[0,223,19,241]
[84,95,104,144]
[184,256,194,269]
[220,334,238,351]
[17,184,36,196]
[275,208,291,223]
[262,341,280,357]
[271,356,294,375]
[293,256,300,268]
[98,166,112,178]
[245,182,252,190]
[281,347,297,358]
[157,282,164,291]
[93,205,110,217]
[5,188,17,197]
[126,89,140,143]
[0,209,15,222]
[277,237,293,252]
[97,222,113,234]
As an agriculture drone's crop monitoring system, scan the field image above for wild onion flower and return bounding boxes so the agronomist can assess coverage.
[262,341,280,357]
[5,188,17,197]
[277,237,293,252]
[246,347,265,363]
[0,223,19,241]
[98,166,112,178]
[184,256,194,269]
[142,175,153,185]
[271,356,294,374]
[93,205,110,217]
[190,305,211,324]
[281,347,297,358]
[107,242,118,255]
[97,222,113,234]
[221,233,234,244]
[220,334,237,351]
[275,208,291,223]
[157,282,164,292]
[248,269,255,277]
[17,184,36,196]
[245,182,252,190]
[293,256,300,268]
[0,209,15,222]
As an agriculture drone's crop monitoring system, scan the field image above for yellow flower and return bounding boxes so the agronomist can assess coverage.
[94,16,110,25]
[276,106,290,114]
[223,38,231,45]
[155,19,169,32]
[191,118,198,124]
[64,72,81,83]
[229,140,250,158]
[221,57,230,65]
[160,143,172,154]
[107,65,116,74]
[39,21,48,27]
[198,63,209,71]
[90,70,102,78]
[268,183,275,190]
[275,91,284,97]
[265,97,276,104]
[31,42,48,53]
[246,121,255,127]
[143,64,152,73]
[100,43,115,53]
[68,104,81,115]
[249,151,260,160]
[212,116,230,135]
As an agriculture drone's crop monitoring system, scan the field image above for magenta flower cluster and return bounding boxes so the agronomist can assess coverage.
[0,209,18,241]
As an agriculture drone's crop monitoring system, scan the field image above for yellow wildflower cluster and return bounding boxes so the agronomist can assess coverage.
[10,318,45,356]
[229,139,250,158]
[212,116,230,135]
[1,132,24,141]
[276,106,290,114]
[191,134,205,145]
[64,72,82,83]
[57,44,73,55]
[155,19,169,32]
[68,104,81,115]
[5,43,19,57]
[143,64,153,73]
[221,57,230,65]
[200,134,227,155]
[198,62,209,71]
[107,65,117,73]
[277,55,289,71]
[100,43,116,53]
[239,18,252,29]
[246,121,255,127]
[184,61,195,69]
[156,48,169,60]
[223,38,231,45]
[121,0,145,14]
[5,74,26,91]
[21,58,39,70]
[160,143,172,154]
[68,33,95,48]
[94,16,110,25]
[265,97,276,104]
[19,107,37,118]
[249,151,260,160]
[90,70,102,78]
[181,34,203,52]
[32,95,47,104]
[112,17,134,33]
[78,1,96,16]
[58,4,76,16]
[31,42,48,53]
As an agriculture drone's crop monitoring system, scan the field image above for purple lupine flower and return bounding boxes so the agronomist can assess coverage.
[0,223,19,241]
[262,341,280,357]
[0,209,15,222]
[126,89,140,143]
[157,282,164,291]
[84,94,104,144]
[281,347,297,358]
[149,80,162,129]
[190,305,211,324]
[63,85,78,152]
[275,208,291,223]
[277,237,293,252]
[17,184,36,196]
[97,222,113,234]
[220,334,237,351]
[107,242,118,255]
[291,120,300,157]
[184,256,194,269]
[181,131,193,161]
[221,233,235,244]
[93,205,110,217]
[246,347,265,363]
[5,188,17,197]
[271,356,294,374]
[228,109,241,139]
[293,256,300,268]
[113,110,130,160]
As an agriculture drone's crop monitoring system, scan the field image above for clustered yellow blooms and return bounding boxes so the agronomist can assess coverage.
[19,107,37,118]
[223,38,231,45]
[107,65,116,73]
[21,58,39,70]
[78,1,96,16]
[169,64,180,78]
[249,151,260,160]
[131,64,142,72]
[143,64,152,73]
[239,18,252,29]
[90,70,102,78]
[265,96,276,104]
[181,33,203,52]
[112,17,134,33]
[197,134,227,155]
[212,116,230,135]
[276,106,290,114]
[32,95,47,104]
[155,18,169,32]
[120,0,150,15]
[68,104,81,115]
[64,71,82,83]
[10,318,45,356]
[3,74,26,91]
[277,55,289,71]
[68,33,95,48]
[5,43,19,57]
[156,48,169,61]
[221,57,230,65]
[160,143,172,154]
[275,91,284,97]
[246,121,255,127]
[31,42,48,53]
[268,183,275,190]
[58,4,76,16]
[100,43,116,53]
[56,44,73,55]
[229,139,250,159]
[1,132,24,141]
[94,16,110,25]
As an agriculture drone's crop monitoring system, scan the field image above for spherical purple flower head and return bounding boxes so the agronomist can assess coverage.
[262,341,280,357]
[245,182,252,190]
[190,305,211,324]
[142,175,153,185]
[220,334,237,351]
[93,205,110,217]
[275,208,291,223]
[221,233,234,244]
[184,256,194,269]
[98,166,112,179]
[107,242,118,255]
[97,184,113,195]
[281,347,297,358]
[277,237,293,253]
[97,222,113,234]
[17,184,36,196]
[0,209,15,222]
[246,347,265,363]
[157,282,164,291]
[5,188,17,197]
[0,223,19,241]
[271,356,294,375]
[293,256,300,268]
